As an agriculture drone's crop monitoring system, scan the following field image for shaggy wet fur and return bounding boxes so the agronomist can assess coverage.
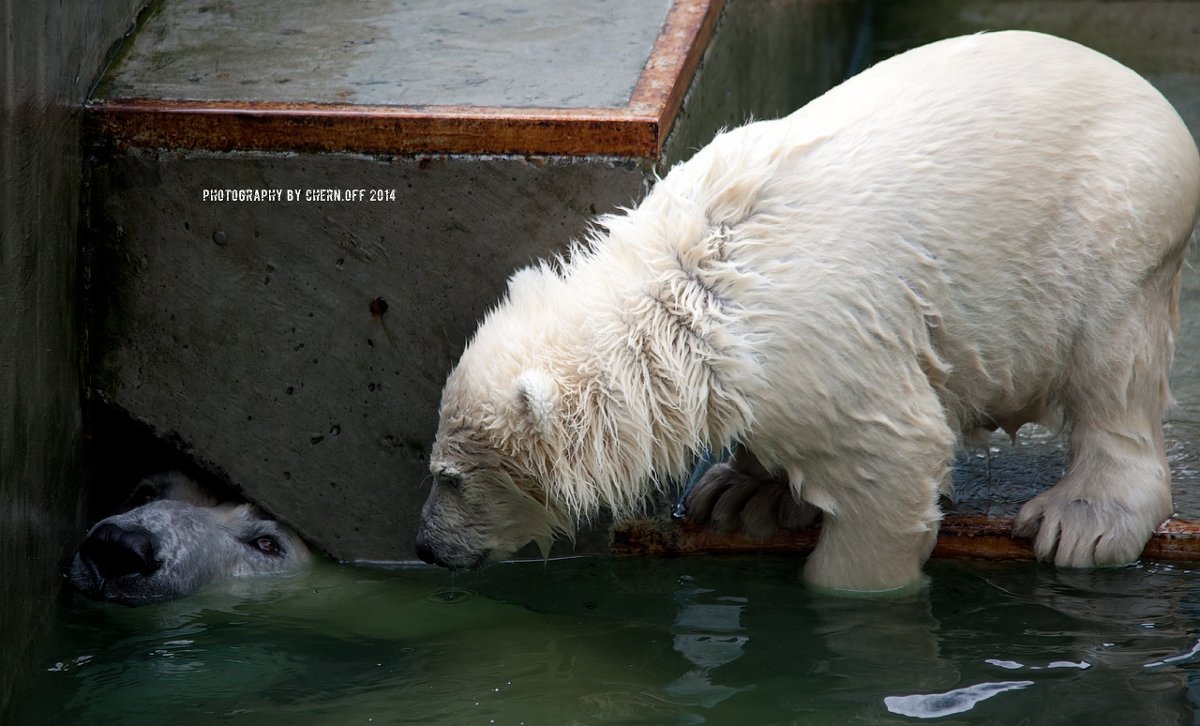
[68,473,311,604]
[418,31,1200,592]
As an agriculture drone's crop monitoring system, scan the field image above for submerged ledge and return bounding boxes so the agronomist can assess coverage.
[613,516,1200,563]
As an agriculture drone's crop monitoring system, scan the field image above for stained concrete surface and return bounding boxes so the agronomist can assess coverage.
[102,0,673,108]
[88,153,647,560]
[0,0,145,716]
[661,0,867,169]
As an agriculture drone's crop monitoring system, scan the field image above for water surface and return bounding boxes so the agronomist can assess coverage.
[13,556,1200,724]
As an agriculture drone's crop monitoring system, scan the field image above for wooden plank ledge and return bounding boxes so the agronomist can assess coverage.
[612,515,1200,563]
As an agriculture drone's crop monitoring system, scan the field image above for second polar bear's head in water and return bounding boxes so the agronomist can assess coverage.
[68,472,311,605]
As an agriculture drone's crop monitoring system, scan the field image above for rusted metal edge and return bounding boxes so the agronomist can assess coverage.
[84,0,724,158]
[613,516,1200,563]
[628,0,726,151]
[84,101,662,157]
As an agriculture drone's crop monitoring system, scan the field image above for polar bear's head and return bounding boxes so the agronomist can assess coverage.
[416,363,575,570]
[417,255,713,569]
[416,265,591,570]
[68,472,311,604]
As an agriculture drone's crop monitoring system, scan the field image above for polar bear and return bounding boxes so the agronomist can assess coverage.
[68,472,311,604]
[416,31,1200,592]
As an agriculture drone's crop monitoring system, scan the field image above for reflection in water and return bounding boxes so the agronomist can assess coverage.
[885,680,1035,718]
[12,557,1200,724]
[666,578,751,707]
[1145,639,1200,669]
[985,658,1090,670]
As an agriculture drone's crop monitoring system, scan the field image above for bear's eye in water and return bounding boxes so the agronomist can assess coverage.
[125,483,159,508]
[249,536,283,556]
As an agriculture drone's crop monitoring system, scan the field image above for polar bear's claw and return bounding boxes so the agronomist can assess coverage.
[685,464,817,539]
[1014,484,1169,568]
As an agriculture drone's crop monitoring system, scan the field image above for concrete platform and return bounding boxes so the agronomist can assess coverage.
[84,0,868,561]
[100,0,674,109]
[89,0,706,157]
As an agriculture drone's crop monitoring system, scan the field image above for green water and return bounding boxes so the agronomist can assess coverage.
[12,557,1200,724]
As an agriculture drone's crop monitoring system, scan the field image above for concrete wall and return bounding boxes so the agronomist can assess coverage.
[870,0,1199,145]
[87,152,648,560]
[662,0,868,168]
[0,0,144,715]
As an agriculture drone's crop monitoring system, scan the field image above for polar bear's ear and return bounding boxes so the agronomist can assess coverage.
[515,369,559,440]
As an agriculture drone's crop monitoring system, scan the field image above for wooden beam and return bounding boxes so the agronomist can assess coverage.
[613,515,1200,563]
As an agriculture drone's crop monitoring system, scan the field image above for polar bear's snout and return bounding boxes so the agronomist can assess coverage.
[415,469,521,570]
[415,468,483,569]
[413,493,484,570]
[76,521,162,581]
[413,526,487,571]
[417,452,573,568]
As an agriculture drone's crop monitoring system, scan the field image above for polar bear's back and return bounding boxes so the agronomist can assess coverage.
[654,31,1200,432]
[676,31,1200,276]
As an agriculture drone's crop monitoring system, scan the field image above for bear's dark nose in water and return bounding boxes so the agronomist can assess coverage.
[414,539,438,566]
[76,522,161,580]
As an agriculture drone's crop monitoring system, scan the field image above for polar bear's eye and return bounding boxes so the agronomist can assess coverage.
[251,536,283,556]
[126,483,159,507]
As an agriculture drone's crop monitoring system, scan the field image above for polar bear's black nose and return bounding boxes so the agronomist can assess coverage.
[414,539,438,565]
[79,522,161,580]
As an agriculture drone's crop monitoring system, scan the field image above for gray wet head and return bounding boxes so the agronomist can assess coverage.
[68,473,311,605]
[415,454,567,572]
[415,466,498,570]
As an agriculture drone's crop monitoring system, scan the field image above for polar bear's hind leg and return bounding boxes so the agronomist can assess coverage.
[1013,249,1184,567]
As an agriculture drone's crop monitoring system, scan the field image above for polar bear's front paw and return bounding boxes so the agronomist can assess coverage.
[1013,486,1169,567]
[683,464,817,539]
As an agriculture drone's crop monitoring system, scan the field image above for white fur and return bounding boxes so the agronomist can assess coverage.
[418,31,1200,591]
[516,369,559,440]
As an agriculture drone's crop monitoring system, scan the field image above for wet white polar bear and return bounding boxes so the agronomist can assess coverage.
[417,31,1200,592]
